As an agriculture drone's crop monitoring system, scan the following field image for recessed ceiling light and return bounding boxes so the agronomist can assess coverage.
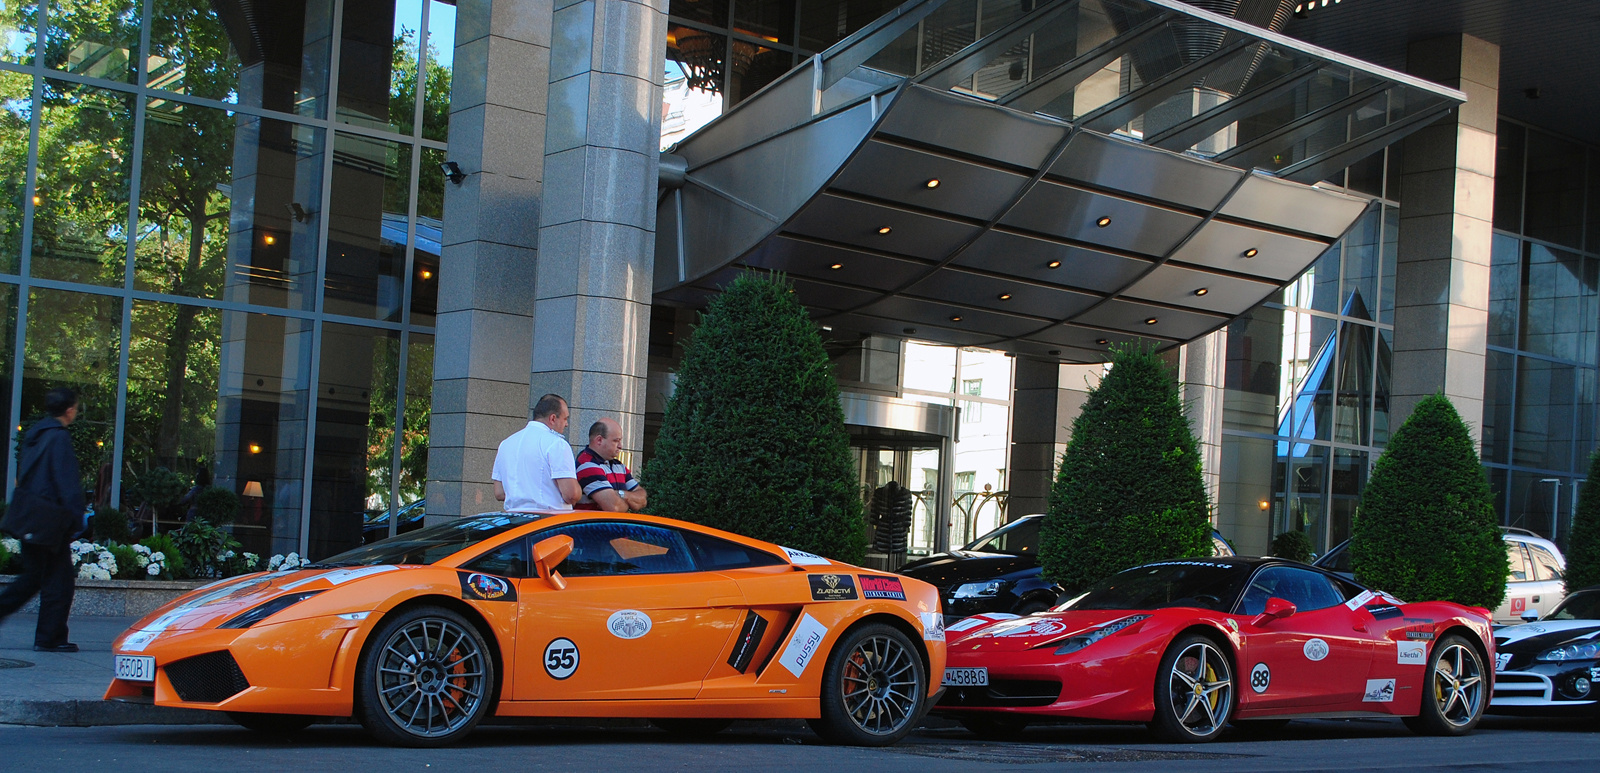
[821,325,832,331]
[925,179,940,189]
[903,327,917,334]
[998,293,1012,301]
[1048,349,1061,355]
[1242,248,1259,258]
[1096,339,1109,345]
[1095,216,1112,227]
[950,315,962,322]
[829,263,843,270]
[1047,260,1061,269]
[1144,317,1158,325]
[1194,288,1208,296]
[877,226,892,234]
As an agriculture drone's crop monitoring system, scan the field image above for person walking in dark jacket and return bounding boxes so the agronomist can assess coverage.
[0,388,86,652]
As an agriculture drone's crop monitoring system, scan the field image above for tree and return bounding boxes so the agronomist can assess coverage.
[1040,345,1212,594]
[1565,449,1600,593]
[1350,394,1507,608]
[644,273,866,564]
[1270,531,1314,563]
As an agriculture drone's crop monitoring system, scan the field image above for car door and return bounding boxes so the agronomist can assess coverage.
[1495,542,1536,623]
[1235,566,1375,713]
[511,520,746,702]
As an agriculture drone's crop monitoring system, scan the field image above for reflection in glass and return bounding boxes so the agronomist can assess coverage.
[1513,356,1575,473]
[1328,448,1366,552]
[1373,327,1391,447]
[0,69,28,275]
[661,58,722,150]
[1340,208,1380,319]
[1217,434,1273,556]
[124,300,218,480]
[213,312,314,557]
[325,132,411,321]
[733,0,794,46]
[32,79,133,286]
[310,323,401,560]
[338,0,421,133]
[1482,349,1513,465]
[1519,242,1590,363]
[903,340,956,393]
[1277,443,1327,554]
[1277,311,1335,444]
[727,42,791,106]
[0,1,35,64]
[1493,120,1524,233]
[671,0,729,28]
[401,333,433,505]
[1487,233,1519,348]
[45,0,138,82]
[421,0,454,141]
[0,285,14,483]
[1334,323,1373,447]
[146,0,334,118]
[1524,129,1586,250]
[22,287,120,499]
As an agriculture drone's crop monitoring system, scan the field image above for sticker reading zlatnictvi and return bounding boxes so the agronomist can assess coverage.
[809,573,859,601]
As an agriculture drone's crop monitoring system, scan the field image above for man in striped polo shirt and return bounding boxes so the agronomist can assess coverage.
[574,417,647,512]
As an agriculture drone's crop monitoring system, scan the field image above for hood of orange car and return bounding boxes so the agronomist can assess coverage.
[947,609,1141,653]
[125,565,403,635]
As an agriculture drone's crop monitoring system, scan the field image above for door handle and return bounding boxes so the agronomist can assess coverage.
[1532,596,1541,603]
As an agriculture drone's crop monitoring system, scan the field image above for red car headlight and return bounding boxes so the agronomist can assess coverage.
[1053,614,1150,655]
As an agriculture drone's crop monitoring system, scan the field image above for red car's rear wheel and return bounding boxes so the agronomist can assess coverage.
[1149,635,1234,742]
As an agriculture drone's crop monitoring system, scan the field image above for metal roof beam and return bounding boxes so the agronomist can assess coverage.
[1077,36,1256,133]
[1213,83,1388,168]
[997,11,1174,114]
[1145,62,1320,151]
[1278,103,1454,183]
[820,0,956,91]
[914,0,1082,91]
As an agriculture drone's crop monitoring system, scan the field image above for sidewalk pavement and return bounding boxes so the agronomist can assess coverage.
[0,613,227,727]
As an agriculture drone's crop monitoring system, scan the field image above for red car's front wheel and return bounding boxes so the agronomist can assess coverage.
[1149,635,1235,742]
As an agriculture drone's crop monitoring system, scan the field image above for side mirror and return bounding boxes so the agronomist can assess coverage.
[1252,597,1297,628]
[1521,608,1540,623]
[532,535,574,591]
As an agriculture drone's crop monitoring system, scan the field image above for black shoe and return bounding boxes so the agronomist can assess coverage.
[34,642,79,653]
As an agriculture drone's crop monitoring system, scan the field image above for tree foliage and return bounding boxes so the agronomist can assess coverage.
[1270,531,1314,564]
[1565,449,1600,593]
[1350,394,1508,607]
[1040,345,1212,594]
[645,273,866,564]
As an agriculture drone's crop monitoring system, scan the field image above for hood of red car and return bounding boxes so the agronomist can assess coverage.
[948,609,1140,652]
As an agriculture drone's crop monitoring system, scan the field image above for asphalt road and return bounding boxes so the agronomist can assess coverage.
[0,715,1592,772]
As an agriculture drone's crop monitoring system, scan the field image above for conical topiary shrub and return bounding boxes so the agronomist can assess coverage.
[1565,449,1600,594]
[1270,530,1314,563]
[644,272,866,564]
[1350,394,1507,608]
[1040,345,1212,594]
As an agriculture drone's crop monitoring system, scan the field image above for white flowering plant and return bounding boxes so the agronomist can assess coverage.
[70,540,119,580]
[267,552,307,572]
[0,536,21,574]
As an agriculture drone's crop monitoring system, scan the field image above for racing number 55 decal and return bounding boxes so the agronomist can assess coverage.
[544,638,579,680]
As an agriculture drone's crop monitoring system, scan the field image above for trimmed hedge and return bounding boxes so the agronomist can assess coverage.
[1350,394,1507,608]
[1270,531,1314,564]
[1566,449,1600,594]
[1040,345,1212,594]
[644,273,866,564]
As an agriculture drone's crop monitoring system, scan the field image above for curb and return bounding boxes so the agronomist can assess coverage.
[0,699,232,727]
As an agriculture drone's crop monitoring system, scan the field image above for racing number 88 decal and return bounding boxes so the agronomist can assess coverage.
[1250,662,1271,694]
[544,638,579,680]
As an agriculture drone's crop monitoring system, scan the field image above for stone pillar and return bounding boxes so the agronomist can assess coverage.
[529,0,668,457]
[1181,330,1227,513]
[1008,358,1100,517]
[1390,35,1499,445]
[425,0,553,519]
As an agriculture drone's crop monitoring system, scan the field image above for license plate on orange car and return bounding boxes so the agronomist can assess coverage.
[115,655,155,682]
[943,667,988,686]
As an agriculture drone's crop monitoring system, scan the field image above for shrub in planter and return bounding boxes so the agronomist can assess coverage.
[106,543,140,580]
[1040,345,1212,595]
[1270,531,1314,563]
[1566,449,1600,594]
[0,536,16,574]
[1350,394,1507,608]
[171,518,242,578]
[92,507,131,544]
[131,467,188,521]
[644,272,867,564]
[140,533,186,579]
[194,486,240,524]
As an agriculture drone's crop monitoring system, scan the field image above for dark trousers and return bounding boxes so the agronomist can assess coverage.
[0,541,75,646]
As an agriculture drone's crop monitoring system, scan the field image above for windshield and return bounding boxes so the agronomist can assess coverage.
[965,517,1039,555]
[1549,590,1600,621]
[1058,561,1252,613]
[316,513,540,567]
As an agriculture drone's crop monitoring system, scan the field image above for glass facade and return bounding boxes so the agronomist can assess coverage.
[0,0,448,559]
[1482,119,1600,547]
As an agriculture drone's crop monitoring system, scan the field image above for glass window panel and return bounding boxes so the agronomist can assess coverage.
[1487,466,1508,525]
[139,99,324,310]
[733,0,794,46]
[1,1,37,64]
[310,322,401,560]
[0,69,29,275]
[1328,448,1366,555]
[45,0,138,82]
[661,57,723,149]
[1481,349,1513,465]
[0,284,14,483]
[124,300,219,481]
[672,0,728,28]
[1223,305,1283,406]
[1373,326,1391,447]
[1340,207,1380,319]
[1487,233,1519,348]
[1217,434,1272,556]
[1379,203,1397,325]
[1279,442,1327,554]
[1493,120,1524,233]
[1578,366,1597,464]
[337,0,421,133]
[1523,129,1586,250]
[727,42,790,107]
[211,311,315,557]
[667,25,729,102]
[1589,150,1600,254]
[400,333,432,504]
[1333,323,1373,447]
[32,79,133,286]
[920,0,977,75]
[1508,470,1561,540]
[324,132,411,321]
[1279,311,1335,442]
[420,0,454,141]
[411,146,442,327]
[903,340,956,393]
[22,287,119,503]
[797,0,900,53]
[1513,357,1574,473]
[147,0,334,119]
[1519,242,1586,362]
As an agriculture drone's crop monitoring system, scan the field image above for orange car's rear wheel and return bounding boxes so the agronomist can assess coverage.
[356,605,495,747]
[807,622,926,746]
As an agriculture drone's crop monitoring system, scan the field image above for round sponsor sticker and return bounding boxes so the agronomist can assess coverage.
[607,609,653,640]
[543,638,580,679]
[1250,663,1271,694]
[1303,638,1329,662]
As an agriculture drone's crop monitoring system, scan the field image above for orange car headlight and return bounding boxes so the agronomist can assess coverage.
[219,591,325,629]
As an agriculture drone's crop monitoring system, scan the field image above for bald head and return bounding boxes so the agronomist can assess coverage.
[587,417,624,459]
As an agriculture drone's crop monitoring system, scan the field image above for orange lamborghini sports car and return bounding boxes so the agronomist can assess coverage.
[105,512,946,747]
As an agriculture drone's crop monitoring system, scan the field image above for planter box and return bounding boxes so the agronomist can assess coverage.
[0,575,208,618]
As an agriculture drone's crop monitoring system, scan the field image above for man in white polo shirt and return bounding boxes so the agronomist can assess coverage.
[492,393,581,512]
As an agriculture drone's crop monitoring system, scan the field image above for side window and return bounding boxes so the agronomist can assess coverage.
[1527,544,1564,582]
[1507,543,1532,582]
[679,530,786,571]
[1238,566,1346,616]
[541,522,695,577]
[466,539,529,578]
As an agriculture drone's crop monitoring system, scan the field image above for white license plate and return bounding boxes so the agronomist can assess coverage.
[1495,653,1512,672]
[942,667,988,687]
[115,655,156,682]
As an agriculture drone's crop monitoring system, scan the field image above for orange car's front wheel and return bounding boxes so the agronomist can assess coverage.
[355,605,495,747]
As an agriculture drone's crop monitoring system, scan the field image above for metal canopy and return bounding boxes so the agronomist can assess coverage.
[655,0,1464,363]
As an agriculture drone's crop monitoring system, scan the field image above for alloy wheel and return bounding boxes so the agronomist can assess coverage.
[373,617,488,739]
[839,634,920,736]
[1165,640,1233,737]
[1430,642,1484,728]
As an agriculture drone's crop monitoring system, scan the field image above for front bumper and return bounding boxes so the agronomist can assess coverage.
[1489,662,1600,714]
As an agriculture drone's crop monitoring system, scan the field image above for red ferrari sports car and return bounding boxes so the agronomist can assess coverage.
[936,557,1495,742]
